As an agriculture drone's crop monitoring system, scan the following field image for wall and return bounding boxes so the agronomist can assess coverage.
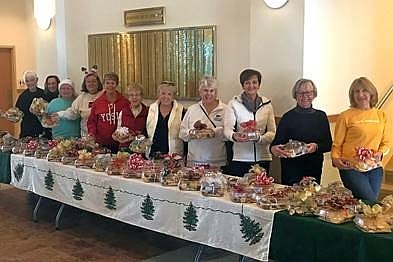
[303,0,393,115]
[58,0,303,109]
[0,0,36,96]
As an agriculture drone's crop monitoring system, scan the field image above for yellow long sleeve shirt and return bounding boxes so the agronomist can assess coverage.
[332,108,391,160]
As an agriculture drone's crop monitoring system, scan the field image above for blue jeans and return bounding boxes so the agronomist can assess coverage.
[339,167,383,202]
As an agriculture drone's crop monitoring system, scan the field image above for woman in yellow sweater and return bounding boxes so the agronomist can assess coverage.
[332,77,390,201]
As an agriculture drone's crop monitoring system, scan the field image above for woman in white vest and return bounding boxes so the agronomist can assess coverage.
[179,76,228,167]
[146,81,185,158]
[224,69,276,176]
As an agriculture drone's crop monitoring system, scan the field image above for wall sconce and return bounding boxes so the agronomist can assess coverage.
[34,0,56,30]
[264,0,289,9]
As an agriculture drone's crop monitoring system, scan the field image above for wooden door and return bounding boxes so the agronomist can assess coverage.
[0,48,15,135]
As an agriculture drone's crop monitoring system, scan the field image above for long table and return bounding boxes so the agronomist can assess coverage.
[8,154,393,262]
[10,154,276,261]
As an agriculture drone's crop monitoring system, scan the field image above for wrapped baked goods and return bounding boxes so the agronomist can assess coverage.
[238,120,260,142]
[256,186,293,209]
[112,126,135,143]
[41,113,59,128]
[34,142,50,159]
[229,183,254,203]
[245,164,274,194]
[353,147,380,172]
[106,152,129,175]
[129,135,151,153]
[123,153,145,179]
[159,168,180,186]
[142,160,161,182]
[354,202,391,233]
[74,149,95,168]
[381,195,393,225]
[178,167,203,191]
[93,154,111,172]
[316,208,355,224]
[288,177,321,216]
[3,107,23,122]
[60,140,79,165]
[1,134,17,152]
[23,139,39,156]
[200,171,227,197]
[189,120,215,139]
[283,139,308,158]
[29,98,48,116]
[163,153,183,170]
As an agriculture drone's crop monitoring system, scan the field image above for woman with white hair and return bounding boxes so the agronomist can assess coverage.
[179,76,228,167]
[47,79,80,139]
[146,81,186,158]
[15,71,45,138]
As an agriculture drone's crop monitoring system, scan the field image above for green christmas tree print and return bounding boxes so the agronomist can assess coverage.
[141,194,155,220]
[183,202,199,231]
[72,179,84,200]
[239,214,264,246]
[44,169,54,191]
[104,186,117,210]
[13,163,24,182]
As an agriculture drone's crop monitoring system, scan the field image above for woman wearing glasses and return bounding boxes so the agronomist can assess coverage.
[179,76,228,167]
[146,81,186,158]
[270,79,332,185]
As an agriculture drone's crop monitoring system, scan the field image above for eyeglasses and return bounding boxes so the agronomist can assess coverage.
[297,91,314,97]
[160,80,175,86]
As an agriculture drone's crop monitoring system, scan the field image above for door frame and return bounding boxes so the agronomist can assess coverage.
[0,45,17,136]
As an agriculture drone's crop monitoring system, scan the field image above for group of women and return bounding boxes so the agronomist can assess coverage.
[15,69,390,202]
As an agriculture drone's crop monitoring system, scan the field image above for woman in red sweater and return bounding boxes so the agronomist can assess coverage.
[87,72,132,153]
[124,83,148,136]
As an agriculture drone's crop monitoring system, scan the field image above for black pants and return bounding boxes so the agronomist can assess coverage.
[225,160,270,177]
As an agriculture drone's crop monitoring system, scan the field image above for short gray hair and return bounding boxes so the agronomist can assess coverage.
[23,71,38,82]
[198,76,218,92]
[157,81,177,96]
[291,78,317,99]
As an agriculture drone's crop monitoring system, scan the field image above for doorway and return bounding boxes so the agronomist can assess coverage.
[0,47,16,136]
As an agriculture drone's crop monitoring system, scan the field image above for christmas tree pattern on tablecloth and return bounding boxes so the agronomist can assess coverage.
[104,186,117,210]
[44,170,54,191]
[72,179,84,200]
[13,163,24,182]
[141,194,155,220]
[183,202,199,231]
[239,214,264,246]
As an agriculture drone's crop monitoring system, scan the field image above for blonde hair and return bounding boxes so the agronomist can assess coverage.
[198,76,218,91]
[157,81,177,96]
[126,83,143,97]
[349,77,378,108]
[291,78,317,99]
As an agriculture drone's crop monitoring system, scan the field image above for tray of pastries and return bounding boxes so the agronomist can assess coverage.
[189,120,215,140]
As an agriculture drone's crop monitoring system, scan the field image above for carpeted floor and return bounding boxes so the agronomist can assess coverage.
[0,185,190,262]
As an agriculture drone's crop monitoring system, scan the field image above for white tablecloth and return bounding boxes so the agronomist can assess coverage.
[10,154,277,261]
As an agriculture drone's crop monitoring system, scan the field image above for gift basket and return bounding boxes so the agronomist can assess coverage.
[245,164,274,195]
[256,186,293,210]
[41,113,59,128]
[189,120,215,140]
[111,112,135,143]
[200,171,227,197]
[60,139,79,165]
[129,135,151,153]
[75,149,95,168]
[178,167,203,191]
[12,137,32,154]
[159,167,180,186]
[34,140,50,159]
[2,107,23,123]
[229,182,254,203]
[29,98,48,116]
[238,120,260,142]
[106,152,129,175]
[354,202,391,233]
[93,153,112,172]
[123,153,145,179]
[23,139,39,156]
[283,139,308,158]
[288,177,321,216]
[353,147,380,172]
[313,182,358,224]
[1,134,17,152]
